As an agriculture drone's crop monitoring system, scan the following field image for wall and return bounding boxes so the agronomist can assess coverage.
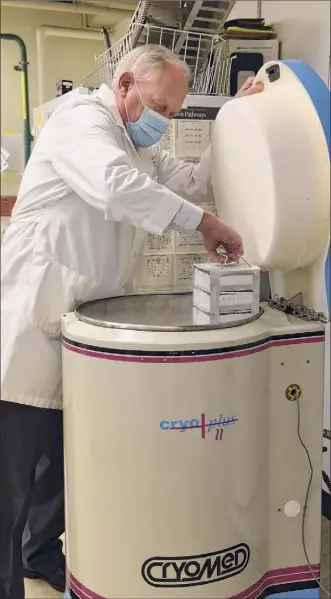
[1,6,106,127]
[229,0,330,84]
[111,15,133,45]
[264,0,330,84]
[0,5,120,195]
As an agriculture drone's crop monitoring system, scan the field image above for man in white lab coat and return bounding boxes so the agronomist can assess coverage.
[0,45,262,598]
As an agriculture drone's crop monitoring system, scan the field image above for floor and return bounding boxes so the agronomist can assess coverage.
[25,518,330,598]
[25,577,62,599]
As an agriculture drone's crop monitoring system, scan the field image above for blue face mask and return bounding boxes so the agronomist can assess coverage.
[125,82,170,148]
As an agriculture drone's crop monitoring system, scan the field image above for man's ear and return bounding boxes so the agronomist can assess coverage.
[118,72,133,97]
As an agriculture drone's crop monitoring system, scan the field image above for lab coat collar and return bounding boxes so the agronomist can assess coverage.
[97,84,125,130]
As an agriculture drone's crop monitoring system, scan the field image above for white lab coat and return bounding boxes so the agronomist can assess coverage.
[1,84,213,409]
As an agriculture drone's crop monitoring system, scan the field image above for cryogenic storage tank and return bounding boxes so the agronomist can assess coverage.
[62,294,325,599]
[63,59,330,599]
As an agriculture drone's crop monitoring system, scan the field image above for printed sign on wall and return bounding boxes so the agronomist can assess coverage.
[134,105,221,294]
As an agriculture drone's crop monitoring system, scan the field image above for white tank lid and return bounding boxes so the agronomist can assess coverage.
[211,61,330,271]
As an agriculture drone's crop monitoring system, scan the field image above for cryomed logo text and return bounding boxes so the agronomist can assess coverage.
[142,543,250,587]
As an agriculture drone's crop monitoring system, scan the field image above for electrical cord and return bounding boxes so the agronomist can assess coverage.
[295,398,331,597]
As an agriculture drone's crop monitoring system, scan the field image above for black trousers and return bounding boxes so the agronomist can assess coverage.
[0,401,65,599]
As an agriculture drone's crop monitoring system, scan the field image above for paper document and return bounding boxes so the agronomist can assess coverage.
[136,255,174,293]
[144,230,174,255]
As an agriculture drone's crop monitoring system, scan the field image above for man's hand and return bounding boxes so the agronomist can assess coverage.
[235,77,264,98]
[197,211,243,263]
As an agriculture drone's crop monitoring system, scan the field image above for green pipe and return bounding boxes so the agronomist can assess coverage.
[1,33,33,164]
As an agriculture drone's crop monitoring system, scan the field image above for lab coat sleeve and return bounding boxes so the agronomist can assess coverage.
[170,200,203,233]
[50,105,185,236]
[155,145,214,205]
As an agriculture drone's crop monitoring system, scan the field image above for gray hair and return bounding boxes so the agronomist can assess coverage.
[113,44,190,82]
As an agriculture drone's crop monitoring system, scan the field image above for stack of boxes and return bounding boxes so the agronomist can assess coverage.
[193,261,260,325]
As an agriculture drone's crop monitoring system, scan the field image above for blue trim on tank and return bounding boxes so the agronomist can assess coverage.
[268,588,319,599]
[282,60,330,316]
